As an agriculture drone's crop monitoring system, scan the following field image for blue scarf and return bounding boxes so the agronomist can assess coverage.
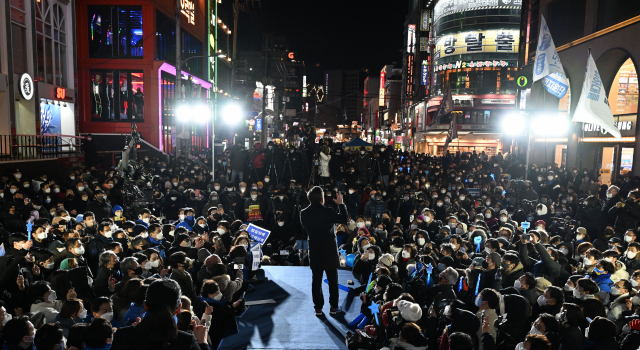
[199,295,226,306]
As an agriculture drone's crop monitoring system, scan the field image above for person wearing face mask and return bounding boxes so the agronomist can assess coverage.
[29,280,78,323]
[612,190,640,234]
[1,316,38,350]
[175,208,196,231]
[354,146,372,184]
[219,183,244,220]
[167,251,202,315]
[395,245,417,281]
[198,279,242,349]
[84,189,113,223]
[474,288,500,344]
[606,279,635,324]
[621,242,640,274]
[533,203,550,227]
[601,185,621,228]
[243,189,265,225]
[86,222,115,274]
[352,245,382,284]
[145,224,168,260]
[114,257,143,294]
[344,186,361,219]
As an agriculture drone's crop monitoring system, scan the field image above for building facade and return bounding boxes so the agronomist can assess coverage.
[407,0,523,155]
[74,0,241,158]
[519,0,640,181]
[0,0,78,156]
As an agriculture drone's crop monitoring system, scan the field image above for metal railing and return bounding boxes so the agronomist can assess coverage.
[0,134,83,161]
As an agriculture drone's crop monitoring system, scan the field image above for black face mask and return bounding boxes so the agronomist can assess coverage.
[132,267,143,276]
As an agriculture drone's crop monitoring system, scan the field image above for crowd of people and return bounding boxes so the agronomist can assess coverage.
[1,136,640,350]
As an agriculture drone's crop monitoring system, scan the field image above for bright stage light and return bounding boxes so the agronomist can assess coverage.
[502,113,527,135]
[222,103,243,124]
[193,104,210,123]
[176,105,192,122]
[531,114,570,137]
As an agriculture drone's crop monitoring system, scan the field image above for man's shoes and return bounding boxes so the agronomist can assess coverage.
[315,309,324,316]
[330,307,344,315]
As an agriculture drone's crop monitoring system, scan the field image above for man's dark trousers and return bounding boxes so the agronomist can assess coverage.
[312,266,338,309]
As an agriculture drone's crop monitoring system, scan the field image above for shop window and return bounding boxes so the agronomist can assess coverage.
[12,24,28,75]
[483,110,491,124]
[608,58,638,115]
[90,70,144,121]
[156,11,204,78]
[88,6,143,59]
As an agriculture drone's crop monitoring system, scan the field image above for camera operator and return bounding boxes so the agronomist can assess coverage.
[220,184,243,220]
[602,185,622,228]
[329,147,346,185]
[574,195,602,239]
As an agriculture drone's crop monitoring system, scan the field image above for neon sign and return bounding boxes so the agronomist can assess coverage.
[181,0,195,25]
[56,87,66,100]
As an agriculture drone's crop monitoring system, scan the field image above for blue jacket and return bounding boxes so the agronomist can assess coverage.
[122,302,145,326]
[176,216,195,231]
[591,273,613,293]
[364,198,387,225]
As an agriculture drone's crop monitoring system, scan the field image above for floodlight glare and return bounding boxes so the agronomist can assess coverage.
[222,104,243,124]
[193,104,210,122]
[531,114,569,137]
[176,105,192,122]
[502,113,527,135]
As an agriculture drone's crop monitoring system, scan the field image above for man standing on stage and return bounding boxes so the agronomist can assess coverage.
[300,186,349,316]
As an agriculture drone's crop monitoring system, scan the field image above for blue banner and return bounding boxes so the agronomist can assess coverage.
[247,224,270,244]
[255,118,262,132]
[421,61,429,85]
[542,73,569,99]
[466,188,482,198]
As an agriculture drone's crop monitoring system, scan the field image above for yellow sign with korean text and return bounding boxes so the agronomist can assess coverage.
[435,29,519,60]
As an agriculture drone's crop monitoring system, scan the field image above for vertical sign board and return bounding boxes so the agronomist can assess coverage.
[379,71,386,106]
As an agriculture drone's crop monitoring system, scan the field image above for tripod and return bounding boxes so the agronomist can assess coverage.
[279,155,294,184]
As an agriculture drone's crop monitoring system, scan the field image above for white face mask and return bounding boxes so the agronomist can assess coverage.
[251,194,258,200]
[10,188,17,194]
[576,234,584,240]
[627,251,637,259]
[74,246,85,255]
[559,248,569,256]
[357,222,365,228]
[361,244,371,251]
[38,232,48,240]
[264,178,270,183]
[367,253,376,261]
[484,247,492,254]
[365,221,371,226]
[278,222,284,227]
[213,292,223,301]
[611,287,621,296]
[547,176,554,181]
[179,214,185,221]
[47,290,58,302]
[529,324,543,335]
[156,233,164,240]
[564,284,573,291]
[142,217,150,224]
[573,287,582,298]
[583,257,593,266]
[537,295,548,306]
[2,313,12,326]
[44,262,55,270]
[514,279,522,289]
[401,250,410,258]
[632,280,639,287]
[169,230,175,236]
[425,216,432,223]
[217,228,226,235]
[417,238,426,246]
[101,312,114,322]
[103,230,112,239]
[198,223,206,228]
[349,189,354,194]
[78,309,88,319]
[625,235,634,242]
[500,217,507,223]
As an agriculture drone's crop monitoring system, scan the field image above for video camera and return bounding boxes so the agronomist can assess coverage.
[115,123,153,217]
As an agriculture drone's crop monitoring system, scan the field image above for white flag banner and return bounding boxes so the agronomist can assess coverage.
[572,53,622,140]
[532,15,569,99]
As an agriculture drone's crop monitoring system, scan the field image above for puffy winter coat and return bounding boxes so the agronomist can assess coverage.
[319,152,331,177]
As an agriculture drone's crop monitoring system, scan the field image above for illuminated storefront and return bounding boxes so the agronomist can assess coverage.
[416,0,522,155]
[77,0,211,155]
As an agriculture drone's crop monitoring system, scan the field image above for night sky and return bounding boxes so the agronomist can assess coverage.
[237,0,409,84]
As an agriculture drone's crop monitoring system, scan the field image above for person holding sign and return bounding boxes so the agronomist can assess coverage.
[300,186,348,316]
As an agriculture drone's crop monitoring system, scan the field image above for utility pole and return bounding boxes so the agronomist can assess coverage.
[230,0,239,91]
[261,34,269,146]
[175,0,182,159]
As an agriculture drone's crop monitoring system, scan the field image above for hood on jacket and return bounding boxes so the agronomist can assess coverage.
[212,274,230,292]
[537,204,548,215]
[449,308,480,339]
[356,236,372,254]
